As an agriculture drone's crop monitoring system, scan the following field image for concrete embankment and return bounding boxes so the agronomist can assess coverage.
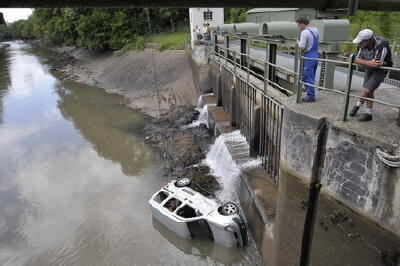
[198,43,400,265]
[55,47,200,118]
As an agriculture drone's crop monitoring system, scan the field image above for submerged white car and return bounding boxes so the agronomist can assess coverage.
[149,178,247,248]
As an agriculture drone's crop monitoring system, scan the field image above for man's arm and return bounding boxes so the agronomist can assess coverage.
[354,58,382,68]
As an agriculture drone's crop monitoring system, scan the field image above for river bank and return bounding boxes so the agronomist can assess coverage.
[49,44,221,195]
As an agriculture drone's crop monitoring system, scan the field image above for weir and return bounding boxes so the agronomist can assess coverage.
[192,26,400,264]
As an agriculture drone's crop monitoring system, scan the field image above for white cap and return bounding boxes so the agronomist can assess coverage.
[353,29,374,44]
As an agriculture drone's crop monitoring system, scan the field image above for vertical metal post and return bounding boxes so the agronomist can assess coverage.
[233,50,237,74]
[213,42,215,60]
[296,52,304,103]
[323,44,339,90]
[293,43,299,97]
[240,38,247,68]
[247,42,250,82]
[342,54,355,121]
[269,44,277,85]
[265,43,270,82]
[224,35,229,67]
[214,34,219,62]
[264,61,268,92]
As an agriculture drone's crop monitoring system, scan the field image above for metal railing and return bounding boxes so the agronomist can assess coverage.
[205,40,284,183]
[210,41,295,96]
[296,54,400,123]
[203,34,400,182]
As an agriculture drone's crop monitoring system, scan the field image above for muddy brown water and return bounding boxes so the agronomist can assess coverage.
[0,42,262,265]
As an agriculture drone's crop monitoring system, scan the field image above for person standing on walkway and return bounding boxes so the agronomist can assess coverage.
[296,17,320,102]
[349,29,393,122]
[202,23,208,43]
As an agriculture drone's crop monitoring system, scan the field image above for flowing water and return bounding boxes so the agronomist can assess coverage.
[0,42,262,265]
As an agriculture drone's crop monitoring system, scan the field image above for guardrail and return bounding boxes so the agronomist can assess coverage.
[202,34,400,182]
[296,54,400,123]
[209,42,295,96]
[205,40,284,183]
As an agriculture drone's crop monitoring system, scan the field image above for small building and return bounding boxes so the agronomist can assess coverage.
[246,8,317,23]
[189,8,224,47]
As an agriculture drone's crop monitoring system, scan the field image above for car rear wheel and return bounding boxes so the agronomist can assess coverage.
[175,177,191,187]
[221,202,238,215]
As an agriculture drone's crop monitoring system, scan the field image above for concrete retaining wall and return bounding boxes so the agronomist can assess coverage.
[197,50,400,266]
[278,98,400,266]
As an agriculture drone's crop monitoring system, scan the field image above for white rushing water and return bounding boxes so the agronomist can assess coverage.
[186,94,262,203]
[204,130,262,203]
[181,94,212,129]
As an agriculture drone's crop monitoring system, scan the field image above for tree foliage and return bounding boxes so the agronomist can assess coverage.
[2,8,399,51]
[348,11,400,40]
[225,8,248,23]
[2,8,188,50]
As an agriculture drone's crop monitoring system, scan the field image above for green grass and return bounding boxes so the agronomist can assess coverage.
[113,36,145,56]
[146,29,189,51]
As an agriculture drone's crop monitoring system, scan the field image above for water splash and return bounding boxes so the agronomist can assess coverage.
[204,130,262,203]
[182,94,212,129]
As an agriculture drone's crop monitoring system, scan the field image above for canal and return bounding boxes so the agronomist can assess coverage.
[0,42,262,265]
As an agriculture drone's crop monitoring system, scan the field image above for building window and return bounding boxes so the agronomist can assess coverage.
[203,11,213,21]
[255,16,261,23]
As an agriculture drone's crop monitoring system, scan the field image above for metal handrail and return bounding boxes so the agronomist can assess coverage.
[214,43,295,74]
[207,41,295,95]
[206,37,400,124]
[298,54,400,121]
[205,43,285,104]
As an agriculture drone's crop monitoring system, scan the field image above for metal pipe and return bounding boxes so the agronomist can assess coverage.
[342,54,355,121]
[296,52,304,103]
[293,43,299,99]
[233,51,237,74]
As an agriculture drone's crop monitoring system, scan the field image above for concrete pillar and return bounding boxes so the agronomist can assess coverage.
[250,105,261,157]
[268,44,277,85]
[230,86,237,127]
[216,74,222,107]
[276,98,400,265]
[323,53,337,90]
[274,103,327,266]
[240,38,247,68]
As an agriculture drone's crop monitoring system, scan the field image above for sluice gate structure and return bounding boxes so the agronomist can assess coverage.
[194,26,400,265]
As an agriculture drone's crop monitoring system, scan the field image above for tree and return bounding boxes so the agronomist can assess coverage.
[226,8,248,23]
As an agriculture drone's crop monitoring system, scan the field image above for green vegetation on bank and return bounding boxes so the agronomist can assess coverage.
[1,8,400,54]
[147,27,189,51]
[2,8,188,51]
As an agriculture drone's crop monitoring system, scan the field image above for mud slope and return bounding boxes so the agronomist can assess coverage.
[61,48,200,118]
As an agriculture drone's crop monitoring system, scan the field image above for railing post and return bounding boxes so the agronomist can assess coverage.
[266,43,270,83]
[233,50,237,74]
[264,61,268,93]
[224,35,229,67]
[247,42,250,82]
[213,42,215,60]
[342,54,355,121]
[293,43,299,98]
[296,52,304,103]
[240,38,247,68]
